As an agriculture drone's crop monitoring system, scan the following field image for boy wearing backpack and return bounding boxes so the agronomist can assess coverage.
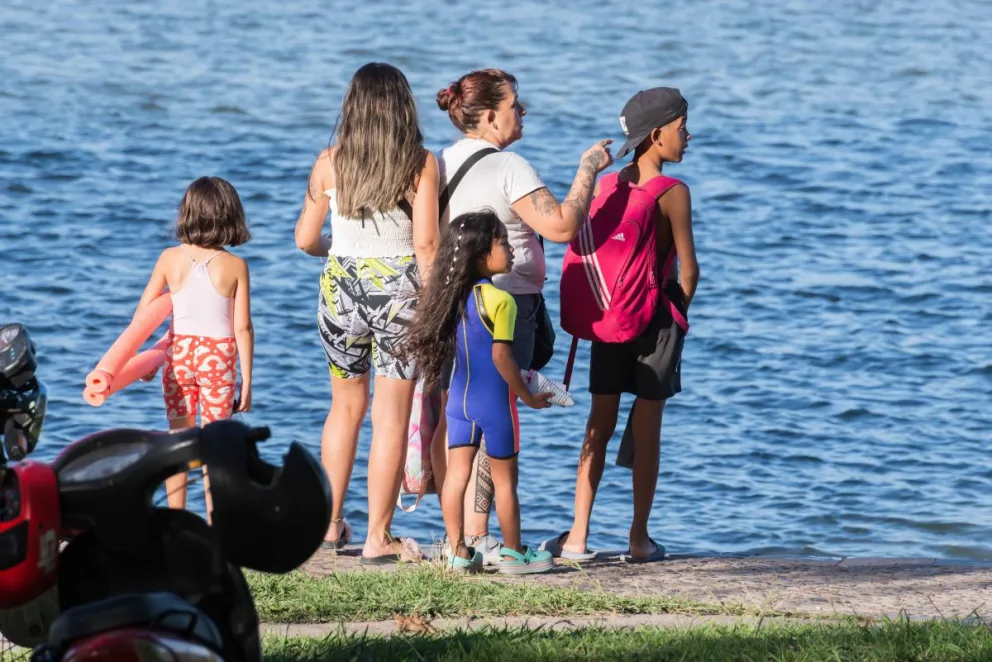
[544,87,699,563]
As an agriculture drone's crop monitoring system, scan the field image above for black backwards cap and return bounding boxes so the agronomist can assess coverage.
[616,87,688,159]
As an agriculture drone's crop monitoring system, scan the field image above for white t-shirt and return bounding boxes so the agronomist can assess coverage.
[437,138,546,295]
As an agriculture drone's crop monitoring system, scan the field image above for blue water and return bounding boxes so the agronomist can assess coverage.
[1,0,990,561]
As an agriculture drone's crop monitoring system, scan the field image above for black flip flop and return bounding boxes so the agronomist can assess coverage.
[622,537,666,564]
[320,536,347,551]
[320,519,352,550]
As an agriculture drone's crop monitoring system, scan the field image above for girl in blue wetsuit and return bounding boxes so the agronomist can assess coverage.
[404,210,555,574]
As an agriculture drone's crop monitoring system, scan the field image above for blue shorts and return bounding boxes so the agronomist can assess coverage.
[446,390,520,460]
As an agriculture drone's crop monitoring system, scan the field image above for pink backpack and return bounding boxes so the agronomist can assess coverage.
[397,379,441,512]
[560,172,684,343]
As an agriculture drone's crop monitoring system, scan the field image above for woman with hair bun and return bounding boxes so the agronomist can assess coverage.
[431,68,612,566]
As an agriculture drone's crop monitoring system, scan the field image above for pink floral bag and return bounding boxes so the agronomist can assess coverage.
[397,379,441,512]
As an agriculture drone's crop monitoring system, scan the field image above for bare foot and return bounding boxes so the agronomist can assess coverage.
[561,531,590,555]
[628,534,665,561]
[363,533,422,561]
[324,519,349,544]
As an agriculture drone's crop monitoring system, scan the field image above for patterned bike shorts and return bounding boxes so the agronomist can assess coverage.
[163,334,237,422]
[317,255,420,381]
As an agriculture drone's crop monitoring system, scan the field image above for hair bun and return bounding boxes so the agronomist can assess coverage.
[436,83,459,111]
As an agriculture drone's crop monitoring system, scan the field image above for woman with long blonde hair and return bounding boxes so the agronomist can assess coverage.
[295,62,439,564]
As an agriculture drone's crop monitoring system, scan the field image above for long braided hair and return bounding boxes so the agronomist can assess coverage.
[404,210,508,389]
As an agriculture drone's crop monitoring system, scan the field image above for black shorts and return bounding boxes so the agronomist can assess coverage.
[589,286,687,401]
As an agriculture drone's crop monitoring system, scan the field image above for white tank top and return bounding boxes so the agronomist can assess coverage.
[325,190,414,258]
[171,247,235,338]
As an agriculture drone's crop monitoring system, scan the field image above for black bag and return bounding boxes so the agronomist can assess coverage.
[529,236,555,371]
[530,293,555,371]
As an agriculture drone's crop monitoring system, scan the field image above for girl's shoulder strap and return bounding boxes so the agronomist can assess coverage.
[201,250,225,266]
[178,243,196,262]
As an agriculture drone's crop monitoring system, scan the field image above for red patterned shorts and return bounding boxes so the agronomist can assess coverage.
[163,335,237,423]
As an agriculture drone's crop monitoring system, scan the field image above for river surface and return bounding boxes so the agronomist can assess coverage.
[1,0,990,560]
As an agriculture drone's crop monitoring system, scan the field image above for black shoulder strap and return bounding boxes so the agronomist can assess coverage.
[438,147,499,219]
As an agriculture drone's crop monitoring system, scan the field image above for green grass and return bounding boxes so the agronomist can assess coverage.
[247,566,784,623]
[261,621,992,661]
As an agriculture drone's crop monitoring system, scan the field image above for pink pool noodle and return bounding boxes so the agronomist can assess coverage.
[107,333,170,396]
[85,293,172,391]
[83,333,171,407]
[83,385,107,407]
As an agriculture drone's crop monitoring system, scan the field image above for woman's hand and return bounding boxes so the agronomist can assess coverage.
[580,139,614,175]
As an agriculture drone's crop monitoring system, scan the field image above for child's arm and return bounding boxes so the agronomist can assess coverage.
[233,259,254,412]
[411,152,440,283]
[135,251,169,318]
[492,344,551,409]
[481,285,551,409]
[295,150,333,257]
[663,184,699,307]
[136,251,169,381]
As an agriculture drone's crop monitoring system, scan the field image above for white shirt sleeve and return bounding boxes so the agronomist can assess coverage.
[501,152,546,206]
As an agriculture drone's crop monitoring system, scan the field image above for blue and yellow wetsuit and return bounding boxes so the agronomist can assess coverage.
[447,279,520,460]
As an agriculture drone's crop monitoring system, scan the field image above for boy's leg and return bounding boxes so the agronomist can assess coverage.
[564,394,621,553]
[562,335,633,554]
[629,397,666,559]
[625,294,683,559]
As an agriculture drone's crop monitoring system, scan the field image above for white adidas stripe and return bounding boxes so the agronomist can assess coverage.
[585,221,611,308]
[588,223,611,306]
[578,224,605,311]
[578,221,606,311]
[580,220,611,308]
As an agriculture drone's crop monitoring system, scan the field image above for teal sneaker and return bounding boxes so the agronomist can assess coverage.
[446,545,484,573]
[498,546,555,575]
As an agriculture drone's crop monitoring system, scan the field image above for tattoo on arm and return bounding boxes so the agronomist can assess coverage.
[561,155,600,219]
[474,448,494,514]
[528,188,559,216]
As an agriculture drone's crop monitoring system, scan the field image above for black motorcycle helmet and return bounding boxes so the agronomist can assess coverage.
[199,420,332,573]
[0,324,47,464]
